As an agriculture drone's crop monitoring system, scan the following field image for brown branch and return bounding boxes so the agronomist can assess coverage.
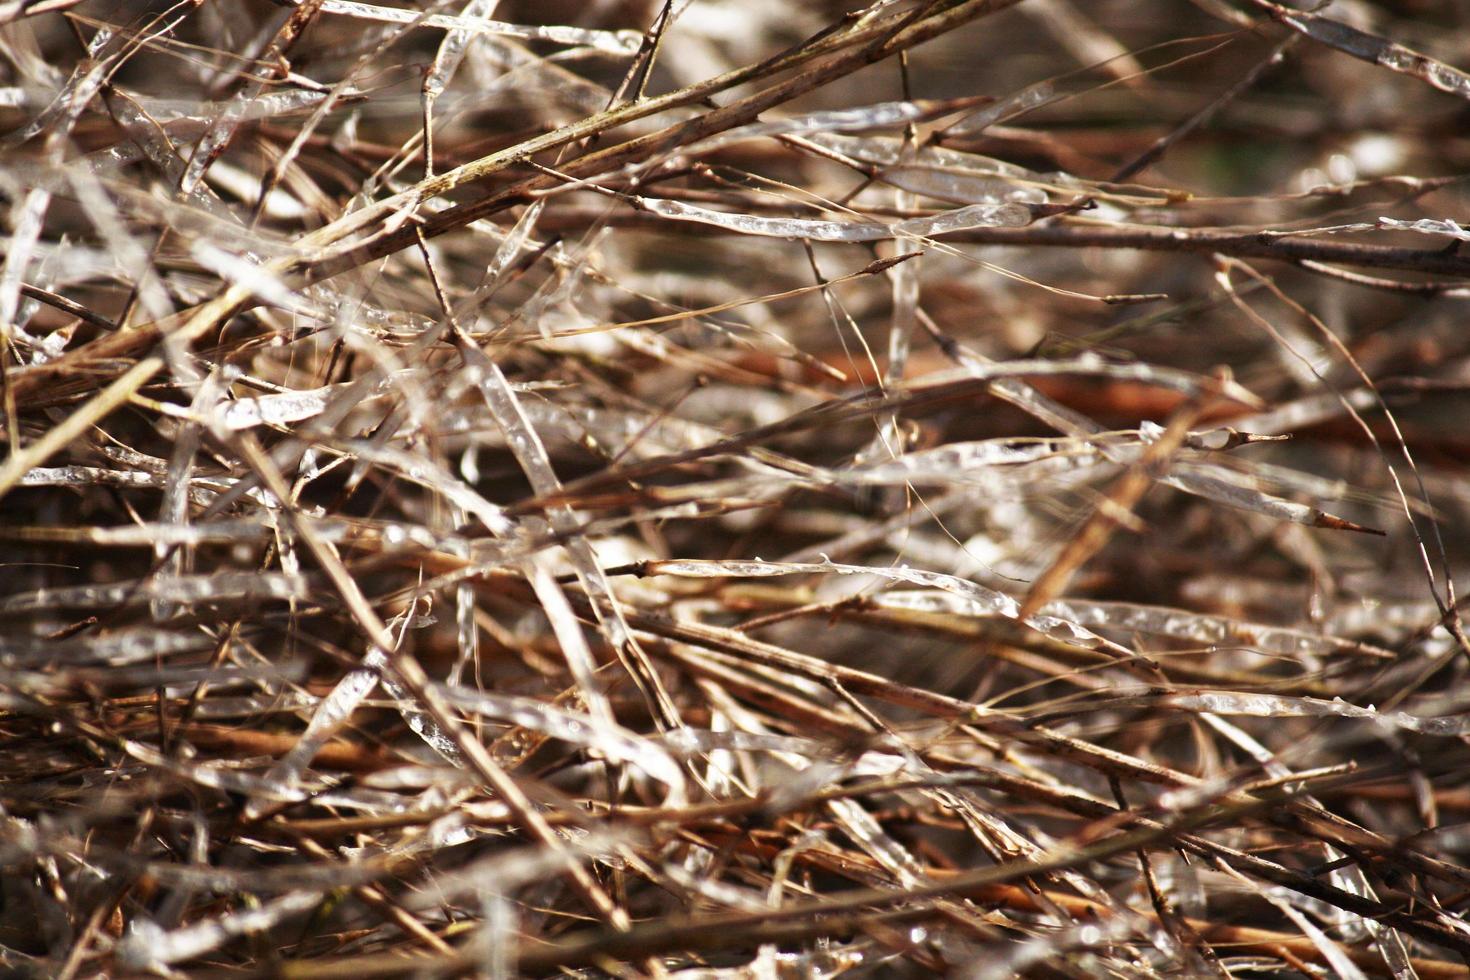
[527,206,1470,279]
[17,282,117,331]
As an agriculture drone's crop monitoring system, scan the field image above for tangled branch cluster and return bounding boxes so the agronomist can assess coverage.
[3,0,1470,976]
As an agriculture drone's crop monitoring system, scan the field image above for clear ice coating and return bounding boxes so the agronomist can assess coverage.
[943,80,1058,136]
[1378,216,1470,241]
[873,592,1390,661]
[877,165,1050,206]
[645,558,1126,655]
[0,626,217,667]
[116,892,324,970]
[640,196,1031,242]
[682,99,938,157]
[1274,6,1470,101]
[1173,691,1470,736]
[306,1,641,53]
[0,572,310,613]
[438,684,686,805]
[243,665,383,820]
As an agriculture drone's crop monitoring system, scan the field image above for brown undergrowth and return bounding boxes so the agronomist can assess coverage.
[3,1,1470,976]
